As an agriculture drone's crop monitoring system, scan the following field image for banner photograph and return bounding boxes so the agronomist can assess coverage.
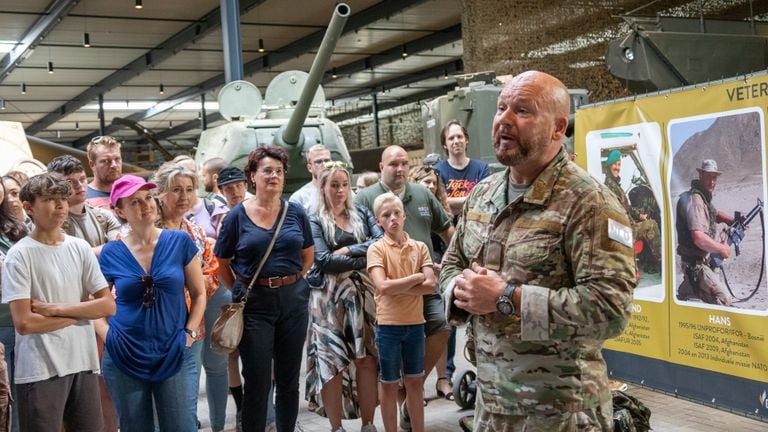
[575,73,768,417]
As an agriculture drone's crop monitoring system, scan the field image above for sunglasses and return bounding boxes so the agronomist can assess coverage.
[322,161,348,170]
[90,135,119,145]
[140,275,154,308]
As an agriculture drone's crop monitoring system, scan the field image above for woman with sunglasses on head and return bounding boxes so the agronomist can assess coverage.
[215,146,314,432]
[0,178,29,432]
[305,162,383,432]
[97,175,206,432]
[151,162,224,431]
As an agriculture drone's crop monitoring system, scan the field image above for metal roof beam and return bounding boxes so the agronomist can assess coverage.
[153,112,223,141]
[0,0,79,83]
[331,58,463,101]
[323,24,460,84]
[70,0,429,147]
[329,85,455,123]
[26,0,267,136]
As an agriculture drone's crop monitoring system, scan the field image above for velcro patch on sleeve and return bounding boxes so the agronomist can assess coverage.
[607,218,633,249]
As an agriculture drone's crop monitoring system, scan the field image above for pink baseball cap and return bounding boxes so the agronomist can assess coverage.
[110,175,157,207]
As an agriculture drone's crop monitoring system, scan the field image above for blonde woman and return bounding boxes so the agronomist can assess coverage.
[305,163,382,432]
[151,162,224,431]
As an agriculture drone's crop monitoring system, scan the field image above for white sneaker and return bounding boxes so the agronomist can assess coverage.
[333,428,348,432]
[361,424,378,432]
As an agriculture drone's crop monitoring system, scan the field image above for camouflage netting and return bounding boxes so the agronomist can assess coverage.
[460,0,768,102]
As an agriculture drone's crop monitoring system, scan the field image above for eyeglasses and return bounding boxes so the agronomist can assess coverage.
[312,158,333,166]
[259,168,284,177]
[322,161,348,170]
[140,275,154,308]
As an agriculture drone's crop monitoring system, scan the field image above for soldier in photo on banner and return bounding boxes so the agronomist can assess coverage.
[440,70,636,431]
[675,159,736,306]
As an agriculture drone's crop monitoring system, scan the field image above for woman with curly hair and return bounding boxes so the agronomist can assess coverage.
[151,162,224,431]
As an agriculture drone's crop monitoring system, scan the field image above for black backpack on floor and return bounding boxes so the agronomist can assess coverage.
[613,390,652,432]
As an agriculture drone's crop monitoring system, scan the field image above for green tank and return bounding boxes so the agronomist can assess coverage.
[195,3,353,193]
[421,72,588,168]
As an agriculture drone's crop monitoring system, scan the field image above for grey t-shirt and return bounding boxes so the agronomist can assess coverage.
[1,235,107,383]
[289,182,321,216]
[63,205,121,247]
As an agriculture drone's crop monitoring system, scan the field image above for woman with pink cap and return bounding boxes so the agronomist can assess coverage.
[97,174,206,432]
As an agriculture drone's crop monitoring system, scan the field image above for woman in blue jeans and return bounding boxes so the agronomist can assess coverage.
[97,175,206,432]
[152,162,222,430]
[215,146,314,432]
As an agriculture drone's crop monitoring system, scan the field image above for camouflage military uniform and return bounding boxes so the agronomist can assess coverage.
[440,150,636,431]
[604,174,633,220]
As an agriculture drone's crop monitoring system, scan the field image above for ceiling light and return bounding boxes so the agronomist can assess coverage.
[56,130,61,138]
[401,45,408,58]
[0,99,5,110]
[83,32,90,48]
[258,39,265,53]
[443,69,449,80]
[159,83,164,95]
[20,83,26,94]
[47,61,54,73]
[75,122,79,130]
[135,0,143,9]
[331,68,337,79]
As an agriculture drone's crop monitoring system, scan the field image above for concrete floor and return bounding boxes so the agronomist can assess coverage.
[197,329,768,431]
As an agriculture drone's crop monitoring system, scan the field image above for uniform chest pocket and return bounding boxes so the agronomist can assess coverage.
[461,220,487,260]
[507,230,562,268]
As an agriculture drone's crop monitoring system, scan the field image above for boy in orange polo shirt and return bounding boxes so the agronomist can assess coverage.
[367,192,436,432]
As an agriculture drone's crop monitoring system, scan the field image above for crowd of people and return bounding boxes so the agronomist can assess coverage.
[0,70,642,432]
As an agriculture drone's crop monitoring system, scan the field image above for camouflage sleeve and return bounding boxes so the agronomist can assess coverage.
[521,189,635,342]
[438,196,472,293]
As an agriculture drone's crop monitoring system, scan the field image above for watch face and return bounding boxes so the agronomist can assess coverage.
[497,300,513,315]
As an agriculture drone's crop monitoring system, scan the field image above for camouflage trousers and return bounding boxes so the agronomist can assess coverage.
[473,395,614,432]
[679,262,732,306]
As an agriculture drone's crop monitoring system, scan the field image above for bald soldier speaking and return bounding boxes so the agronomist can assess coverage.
[440,71,636,431]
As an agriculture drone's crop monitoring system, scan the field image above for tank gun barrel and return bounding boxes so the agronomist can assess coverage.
[280,3,350,147]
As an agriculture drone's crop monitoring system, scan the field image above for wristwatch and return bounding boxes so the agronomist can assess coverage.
[496,283,518,316]
[184,328,198,338]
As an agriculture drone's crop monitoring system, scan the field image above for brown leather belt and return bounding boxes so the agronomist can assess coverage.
[238,273,301,289]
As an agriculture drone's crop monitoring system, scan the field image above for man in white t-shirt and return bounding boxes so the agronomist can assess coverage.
[1,172,115,431]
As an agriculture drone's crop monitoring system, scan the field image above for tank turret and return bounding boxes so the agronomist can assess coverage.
[195,3,353,193]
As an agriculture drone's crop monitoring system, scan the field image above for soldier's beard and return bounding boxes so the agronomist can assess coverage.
[494,133,531,167]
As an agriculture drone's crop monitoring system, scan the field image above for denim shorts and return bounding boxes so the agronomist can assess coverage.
[375,324,425,383]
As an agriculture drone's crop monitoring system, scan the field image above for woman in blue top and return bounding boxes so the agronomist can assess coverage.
[215,146,314,432]
[98,175,206,432]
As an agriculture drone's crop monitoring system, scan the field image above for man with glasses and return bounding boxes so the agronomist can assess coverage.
[86,136,123,210]
[289,144,333,215]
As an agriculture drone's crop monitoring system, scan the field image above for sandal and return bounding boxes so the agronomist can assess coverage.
[436,377,455,401]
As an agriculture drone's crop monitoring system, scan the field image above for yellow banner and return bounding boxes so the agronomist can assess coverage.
[575,75,768,383]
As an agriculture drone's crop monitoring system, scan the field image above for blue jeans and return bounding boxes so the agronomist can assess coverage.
[182,339,203,427]
[102,350,195,432]
[200,286,230,431]
[376,324,425,383]
[238,279,309,432]
[0,327,18,432]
